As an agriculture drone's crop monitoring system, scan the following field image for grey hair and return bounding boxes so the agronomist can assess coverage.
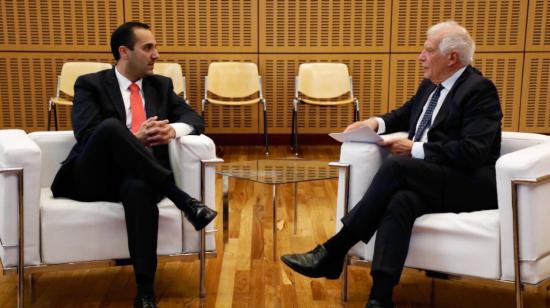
[427,20,475,66]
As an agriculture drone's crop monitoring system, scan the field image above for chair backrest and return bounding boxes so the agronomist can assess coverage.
[58,62,112,97]
[153,62,186,98]
[206,62,260,99]
[297,63,351,99]
[28,131,76,188]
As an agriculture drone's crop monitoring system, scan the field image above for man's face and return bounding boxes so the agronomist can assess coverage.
[418,33,452,84]
[124,28,159,78]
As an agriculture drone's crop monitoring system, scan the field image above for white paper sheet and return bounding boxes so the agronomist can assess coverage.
[329,125,383,143]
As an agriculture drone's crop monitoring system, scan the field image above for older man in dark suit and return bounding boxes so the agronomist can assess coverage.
[281,21,502,308]
[51,22,217,308]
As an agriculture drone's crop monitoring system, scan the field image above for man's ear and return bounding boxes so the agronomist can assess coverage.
[119,45,128,60]
[448,51,459,66]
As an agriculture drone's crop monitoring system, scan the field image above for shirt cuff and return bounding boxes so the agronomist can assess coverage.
[411,142,425,159]
[375,117,385,134]
[170,123,194,138]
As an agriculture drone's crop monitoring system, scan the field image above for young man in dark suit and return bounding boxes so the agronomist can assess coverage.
[51,22,217,308]
[281,21,502,308]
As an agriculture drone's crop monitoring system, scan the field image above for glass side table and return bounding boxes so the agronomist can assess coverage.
[216,159,339,261]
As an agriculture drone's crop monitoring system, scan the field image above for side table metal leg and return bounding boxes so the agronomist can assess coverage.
[293,182,298,234]
[272,184,277,261]
[223,175,229,243]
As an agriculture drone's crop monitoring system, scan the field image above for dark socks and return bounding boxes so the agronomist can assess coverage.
[163,182,192,211]
[370,271,395,304]
[323,225,359,260]
[136,275,154,296]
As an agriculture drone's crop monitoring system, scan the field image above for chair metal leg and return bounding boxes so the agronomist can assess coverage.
[25,273,35,304]
[263,104,269,156]
[47,105,52,131]
[341,255,349,303]
[512,181,524,308]
[0,168,25,308]
[290,108,296,150]
[199,228,206,298]
[199,160,207,298]
[293,108,299,156]
[53,105,59,131]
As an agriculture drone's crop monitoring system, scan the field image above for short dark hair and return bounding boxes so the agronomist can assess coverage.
[110,21,150,61]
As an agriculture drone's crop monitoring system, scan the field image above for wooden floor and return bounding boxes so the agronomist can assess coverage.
[1,145,549,307]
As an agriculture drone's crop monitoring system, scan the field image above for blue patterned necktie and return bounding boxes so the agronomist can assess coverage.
[413,84,444,141]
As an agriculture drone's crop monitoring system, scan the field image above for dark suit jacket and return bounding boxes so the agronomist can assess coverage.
[52,68,204,199]
[66,67,204,170]
[380,65,503,209]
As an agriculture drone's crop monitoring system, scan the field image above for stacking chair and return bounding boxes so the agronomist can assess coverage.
[201,62,269,155]
[291,63,359,155]
[153,62,189,104]
[48,62,112,130]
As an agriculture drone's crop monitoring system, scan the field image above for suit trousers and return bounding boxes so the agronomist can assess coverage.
[341,156,497,284]
[68,118,173,288]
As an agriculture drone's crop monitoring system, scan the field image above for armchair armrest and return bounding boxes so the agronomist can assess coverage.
[335,132,408,256]
[168,134,217,253]
[0,129,41,267]
[496,141,550,283]
[335,132,408,225]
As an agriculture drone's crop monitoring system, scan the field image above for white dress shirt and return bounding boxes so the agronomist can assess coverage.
[376,66,467,159]
[114,67,194,137]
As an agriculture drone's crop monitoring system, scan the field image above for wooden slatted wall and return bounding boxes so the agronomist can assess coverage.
[0,0,549,134]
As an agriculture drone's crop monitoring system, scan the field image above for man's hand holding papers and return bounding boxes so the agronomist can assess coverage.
[331,117,413,156]
[329,125,382,143]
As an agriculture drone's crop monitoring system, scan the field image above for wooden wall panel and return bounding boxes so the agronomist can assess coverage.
[388,54,423,113]
[526,0,550,51]
[519,54,550,132]
[0,53,113,132]
[474,53,523,131]
[157,54,259,134]
[260,0,391,52]
[125,0,257,53]
[260,54,389,134]
[388,53,522,131]
[0,0,122,52]
[391,0,527,52]
[0,0,548,134]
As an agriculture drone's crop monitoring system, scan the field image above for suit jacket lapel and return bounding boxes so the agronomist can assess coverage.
[142,78,158,118]
[431,66,472,130]
[104,68,126,121]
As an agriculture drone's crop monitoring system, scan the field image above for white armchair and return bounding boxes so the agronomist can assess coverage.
[333,131,550,307]
[0,129,220,307]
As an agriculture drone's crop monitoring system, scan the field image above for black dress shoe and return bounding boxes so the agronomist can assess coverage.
[183,198,218,231]
[134,294,157,308]
[280,245,344,279]
[365,299,395,308]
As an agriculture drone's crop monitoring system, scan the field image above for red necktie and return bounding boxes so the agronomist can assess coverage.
[129,83,146,133]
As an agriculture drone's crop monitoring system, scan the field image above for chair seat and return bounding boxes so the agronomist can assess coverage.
[40,188,183,264]
[50,97,73,106]
[356,209,501,279]
[206,97,260,106]
[300,97,354,106]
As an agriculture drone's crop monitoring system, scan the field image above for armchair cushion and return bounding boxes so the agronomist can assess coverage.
[365,210,501,279]
[40,190,182,264]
